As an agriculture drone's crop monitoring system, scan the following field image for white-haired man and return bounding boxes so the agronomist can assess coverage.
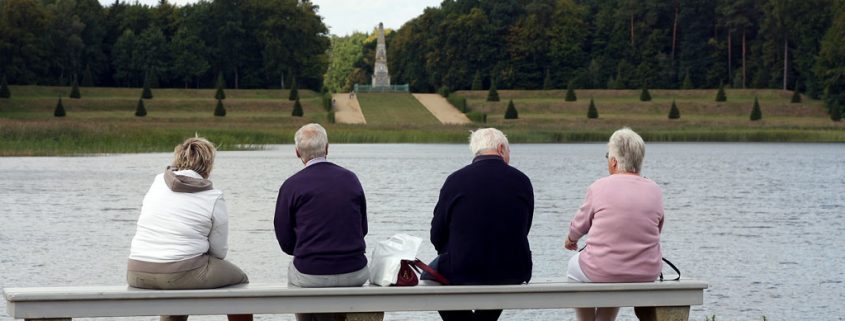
[427,128,534,321]
[274,123,369,321]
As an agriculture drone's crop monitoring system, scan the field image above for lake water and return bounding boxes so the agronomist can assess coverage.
[1,143,844,321]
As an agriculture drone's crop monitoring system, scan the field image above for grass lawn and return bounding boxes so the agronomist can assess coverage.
[356,93,440,126]
[0,86,843,156]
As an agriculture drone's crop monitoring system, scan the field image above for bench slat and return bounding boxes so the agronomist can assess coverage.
[4,280,707,319]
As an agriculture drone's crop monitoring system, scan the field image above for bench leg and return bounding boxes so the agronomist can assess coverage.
[345,312,384,321]
[635,306,690,321]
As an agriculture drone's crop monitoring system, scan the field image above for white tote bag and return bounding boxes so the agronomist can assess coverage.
[369,233,423,286]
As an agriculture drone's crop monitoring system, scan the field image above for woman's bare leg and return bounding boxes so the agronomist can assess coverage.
[595,307,620,321]
[576,308,595,321]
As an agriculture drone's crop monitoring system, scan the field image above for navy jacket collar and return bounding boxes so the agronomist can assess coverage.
[472,154,504,163]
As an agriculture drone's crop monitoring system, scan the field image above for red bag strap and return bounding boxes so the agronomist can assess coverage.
[413,259,450,285]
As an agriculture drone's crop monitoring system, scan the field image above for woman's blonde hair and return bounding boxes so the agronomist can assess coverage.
[172,137,216,178]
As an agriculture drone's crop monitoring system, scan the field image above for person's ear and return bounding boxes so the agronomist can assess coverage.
[325,144,329,156]
[295,148,301,159]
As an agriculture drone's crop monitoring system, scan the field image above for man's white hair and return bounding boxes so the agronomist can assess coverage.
[469,128,509,155]
[295,123,328,162]
[608,127,645,174]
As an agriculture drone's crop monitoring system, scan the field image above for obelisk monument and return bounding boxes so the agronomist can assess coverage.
[372,22,390,87]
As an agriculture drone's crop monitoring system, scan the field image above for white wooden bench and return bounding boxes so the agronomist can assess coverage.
[4,280,707,321]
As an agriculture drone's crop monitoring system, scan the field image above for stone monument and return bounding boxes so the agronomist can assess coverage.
[372,22,390,87]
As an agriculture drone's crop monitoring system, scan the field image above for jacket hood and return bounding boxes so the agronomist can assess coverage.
[164,166,213,193]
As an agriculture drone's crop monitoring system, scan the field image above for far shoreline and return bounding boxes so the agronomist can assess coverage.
[1,86,843,156]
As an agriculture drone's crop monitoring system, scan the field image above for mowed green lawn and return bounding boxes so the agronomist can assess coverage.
[356,93,440,126]
[457,89,836,128]
[1,86,843,156]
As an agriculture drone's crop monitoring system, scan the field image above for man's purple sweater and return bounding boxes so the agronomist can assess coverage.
[274,162,368,275]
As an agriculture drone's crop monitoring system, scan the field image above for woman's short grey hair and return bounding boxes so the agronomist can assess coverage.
[295,123,328,162]
[608,127,645,174]
[172,137,216,179]
[469,128,509,155]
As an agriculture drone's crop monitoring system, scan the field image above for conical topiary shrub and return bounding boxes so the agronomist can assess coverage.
[54,97,66,117]
[142,72,153,99]
[587,98,598,119]
[288,77,299,101]
[681,70,693,89]
[504,99,518,119]
[668,99,680,119]
[565,81,577,102]
[0,75,10,98]
[640,86,652,102]
[791,81,801,103]
[214,99,226,117]
[291,97,304,117]
[831,103,842,122]
[70,77,81,99]
[486,78,499,102]
[215,72,226,100]
[471,71,482,91]
[750,96,762,121]
[135,99,147,117]
[715,82,727,102]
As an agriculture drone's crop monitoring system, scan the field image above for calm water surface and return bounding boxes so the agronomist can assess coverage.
[1,143,843,321]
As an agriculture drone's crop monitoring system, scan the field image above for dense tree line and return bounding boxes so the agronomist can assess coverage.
[0,0,329,89]
[384,0,843,106]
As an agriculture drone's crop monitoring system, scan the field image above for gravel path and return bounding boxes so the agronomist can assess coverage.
[332,93,367,124]
[412,94,471,125]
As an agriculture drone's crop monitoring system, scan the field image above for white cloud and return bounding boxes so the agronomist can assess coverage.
[97,0,441,36]
[311,0,440,35]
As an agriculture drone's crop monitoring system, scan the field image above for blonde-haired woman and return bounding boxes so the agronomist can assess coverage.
[127,137,251,321]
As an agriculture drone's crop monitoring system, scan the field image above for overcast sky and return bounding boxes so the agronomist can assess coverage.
[100,0,442,36]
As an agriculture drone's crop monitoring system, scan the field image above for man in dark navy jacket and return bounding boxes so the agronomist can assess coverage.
[275,123,368,321]
[429,127,534,321]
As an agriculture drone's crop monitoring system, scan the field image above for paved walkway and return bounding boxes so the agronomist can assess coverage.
[332,93,367,124]
[412,94,471,125]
